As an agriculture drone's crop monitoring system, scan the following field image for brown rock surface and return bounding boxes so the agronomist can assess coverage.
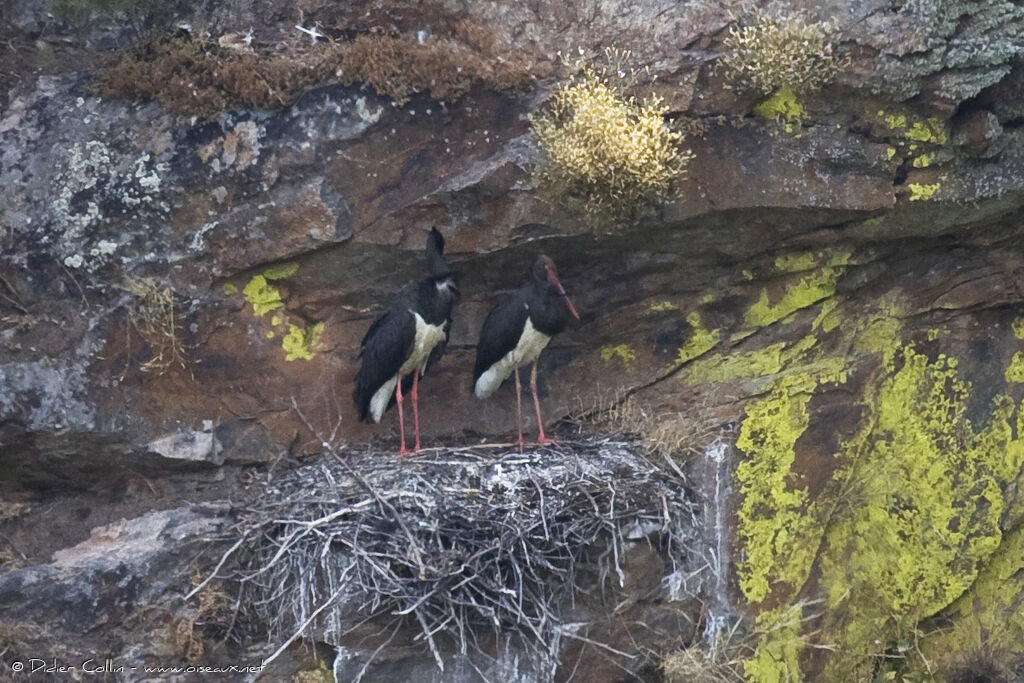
[3,0,1024,680]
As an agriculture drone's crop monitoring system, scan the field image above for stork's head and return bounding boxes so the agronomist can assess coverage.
[533,255,579,320]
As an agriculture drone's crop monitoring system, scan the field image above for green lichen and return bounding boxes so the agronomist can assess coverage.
[912,152,936,168]
[744,252,850,328]
[733,294,1024,679]
[243,275,285,317]
[812,298,839,332]
[675,312,720,365]
[879,110,948,145]
[1005,351,1024,383]
[700,293,715,304]
[686,335,846,387]
[908,182,941,201]
[222,283,238,295]
[745,605,806,683]
[886,146,897,160]
[282,322,324,361]
[735,374,818,604]
[753,85,804,124]
[1012,317,1024,339]
[879,109,908,130]
[600,344,637,371]
[818,347,1019,678]
[775,252,818,273]
[263,262,299,280]
[648,300,679,313]
[907,118,948,144]
[919,523,1024,670]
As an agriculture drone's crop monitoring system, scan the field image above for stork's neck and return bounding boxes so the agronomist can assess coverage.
[525,277,568,335]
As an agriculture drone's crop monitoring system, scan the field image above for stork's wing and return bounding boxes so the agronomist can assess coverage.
[472,296,529,387]
[353,307,416,422]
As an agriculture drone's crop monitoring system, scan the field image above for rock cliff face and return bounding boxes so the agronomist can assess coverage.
[3,0,1024,680]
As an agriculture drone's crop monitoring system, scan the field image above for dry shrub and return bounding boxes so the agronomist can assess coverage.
[99,28,538,117]
[173,576,232,664]
[722,6,844,95]
[531,54,691,225]
[340,33,534,105]
[123,276,187,374]
[100,36,335,116]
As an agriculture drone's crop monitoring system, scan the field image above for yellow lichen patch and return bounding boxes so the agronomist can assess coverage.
[818,347,1019,678]
[1012,317,1024,339]
[263,262,299,280]
[700,293,715,304]
[907,118,948,144]
[735,374,819,604]
[243,275,285,317]
[222,283,238,295]
[775,252,817,273]
[879,110,948,145]
[1005,351,1024,383]
[745,604,806,683]
[908,182,941,201]
[753,85,804,125]
[675,312,720,365]
[812,298,839,332]
[647,300,679,313]
[912,152,936,168]
[685,335,847,387]
[600,344,637,371]
[879,110,908,130]
[744,252,850,328]
[918,523,1024,670]
[282,322,324,361]
[852,314,904,365]
[885,146,896,160]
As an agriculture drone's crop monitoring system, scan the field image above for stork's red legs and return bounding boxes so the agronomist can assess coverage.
[411,371,421,452]
[530,360,558,446]
[514,366,525,452]
[395,373,410,456]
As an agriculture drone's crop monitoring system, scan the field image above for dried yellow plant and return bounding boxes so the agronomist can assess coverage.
[531,61,690,225]
[722,8,843,95]
[124,276,187,374]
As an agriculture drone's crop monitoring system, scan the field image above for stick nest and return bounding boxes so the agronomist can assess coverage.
[217,438,702,671]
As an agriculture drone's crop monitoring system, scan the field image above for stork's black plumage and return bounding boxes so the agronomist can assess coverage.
[353,228,459,454]
[473,255,579,449]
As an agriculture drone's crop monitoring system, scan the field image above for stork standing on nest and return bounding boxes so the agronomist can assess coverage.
[353,228,459,455]
[473,255,580,449]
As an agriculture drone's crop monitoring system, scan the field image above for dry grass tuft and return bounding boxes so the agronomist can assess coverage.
[173,575,233,664]
[574,391,719,470]
[661,628,751,683]
[531,51,691,226]
[722,7,845,95]
[123,276,188,374]
[99,27,539,117]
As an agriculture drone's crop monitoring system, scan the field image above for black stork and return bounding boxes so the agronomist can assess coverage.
[353,228,459,455]
[472,255,580,449]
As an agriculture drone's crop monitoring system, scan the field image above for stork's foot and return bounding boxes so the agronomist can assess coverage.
[536,435,559,448]
[399,445,414,456]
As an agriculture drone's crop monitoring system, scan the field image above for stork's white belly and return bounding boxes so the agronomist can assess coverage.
[474,318,551,398]
[368,312,447,423]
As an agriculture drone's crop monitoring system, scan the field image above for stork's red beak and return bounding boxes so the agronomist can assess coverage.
[546,266,580,320]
